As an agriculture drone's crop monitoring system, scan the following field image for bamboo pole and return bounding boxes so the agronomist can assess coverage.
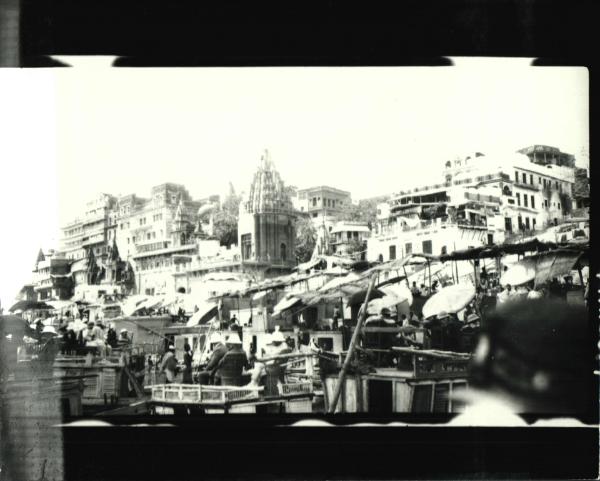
[328,273,377,414]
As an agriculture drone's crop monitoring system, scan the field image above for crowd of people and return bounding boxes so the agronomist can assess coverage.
[156,325,295,393]
[25,317,132,359]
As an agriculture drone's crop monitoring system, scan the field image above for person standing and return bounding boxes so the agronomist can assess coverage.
[332,306,341,330]
[182,343,193,384]
[159,345,178,384]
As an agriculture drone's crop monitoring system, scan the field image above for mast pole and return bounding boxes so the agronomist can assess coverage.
[328,273,377,413]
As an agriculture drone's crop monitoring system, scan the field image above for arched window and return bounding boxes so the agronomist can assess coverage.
[280,243,287,261]
[378,254,384,263]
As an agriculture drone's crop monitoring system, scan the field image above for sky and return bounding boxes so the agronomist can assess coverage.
[0,61,589,305]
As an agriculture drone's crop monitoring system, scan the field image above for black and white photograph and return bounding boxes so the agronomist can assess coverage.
[0,2,598,474]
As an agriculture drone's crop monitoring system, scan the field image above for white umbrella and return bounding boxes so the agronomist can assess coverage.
[367,296,401,316]
[380,283,413,306]
[422,283,476,319]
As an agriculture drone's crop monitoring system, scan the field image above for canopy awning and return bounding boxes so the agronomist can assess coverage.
[252,290,269,302]
[272,296,302,317]
[185,302,218,327]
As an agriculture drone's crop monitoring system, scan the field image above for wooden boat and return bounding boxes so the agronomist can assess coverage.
[147,380,314,415]
[321,347,470,414]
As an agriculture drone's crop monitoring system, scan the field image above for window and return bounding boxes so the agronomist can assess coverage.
[514,171,519,182]
[530,174,533,185]
[532,218,536,230]
[531,195,535,208]
[518,216,523,230]
[412,384,433,412]
[516,193,521,206]
[555,181,559,189]
[523,195,528,207]
[440,245,448,255]
[312,213,318,218]
[522,173,527,184]
[557,202,561,210]
[422,240,433,254]
[241,234,252,260]
[525,217,530,230]
[405,243,412,255]
[538,176,542,184]
[280,243,287,261]
[389,245,396,260]
[147,233,151,240]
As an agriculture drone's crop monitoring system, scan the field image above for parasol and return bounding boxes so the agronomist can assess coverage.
[367,296,402,315]
[422,283,476,319]
[0,315,35,337]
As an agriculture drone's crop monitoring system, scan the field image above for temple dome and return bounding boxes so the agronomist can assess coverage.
[242,149,294,214]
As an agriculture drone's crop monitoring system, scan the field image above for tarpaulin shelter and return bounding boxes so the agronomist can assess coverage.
[498,247,587,289]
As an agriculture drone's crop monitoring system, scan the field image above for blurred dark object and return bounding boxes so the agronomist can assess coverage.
[469,299,595,416]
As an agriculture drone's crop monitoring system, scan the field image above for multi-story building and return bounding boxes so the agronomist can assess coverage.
[60,193,117,262]
[329,221,370,258]
[113,184,203,296]
[295,185,351,225]
[368,147,579,262]
[31,249,73,301]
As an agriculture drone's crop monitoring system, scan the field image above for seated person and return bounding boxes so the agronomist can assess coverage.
[214,333,249,386]
[61,325,79,354]
[105,325,118,348]
[197,333,228,385]
[79,321,108,356]
[117,328,131,346]
[410,282,421,297]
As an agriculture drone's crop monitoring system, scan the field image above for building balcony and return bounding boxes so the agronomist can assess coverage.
[513,180,540,191]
